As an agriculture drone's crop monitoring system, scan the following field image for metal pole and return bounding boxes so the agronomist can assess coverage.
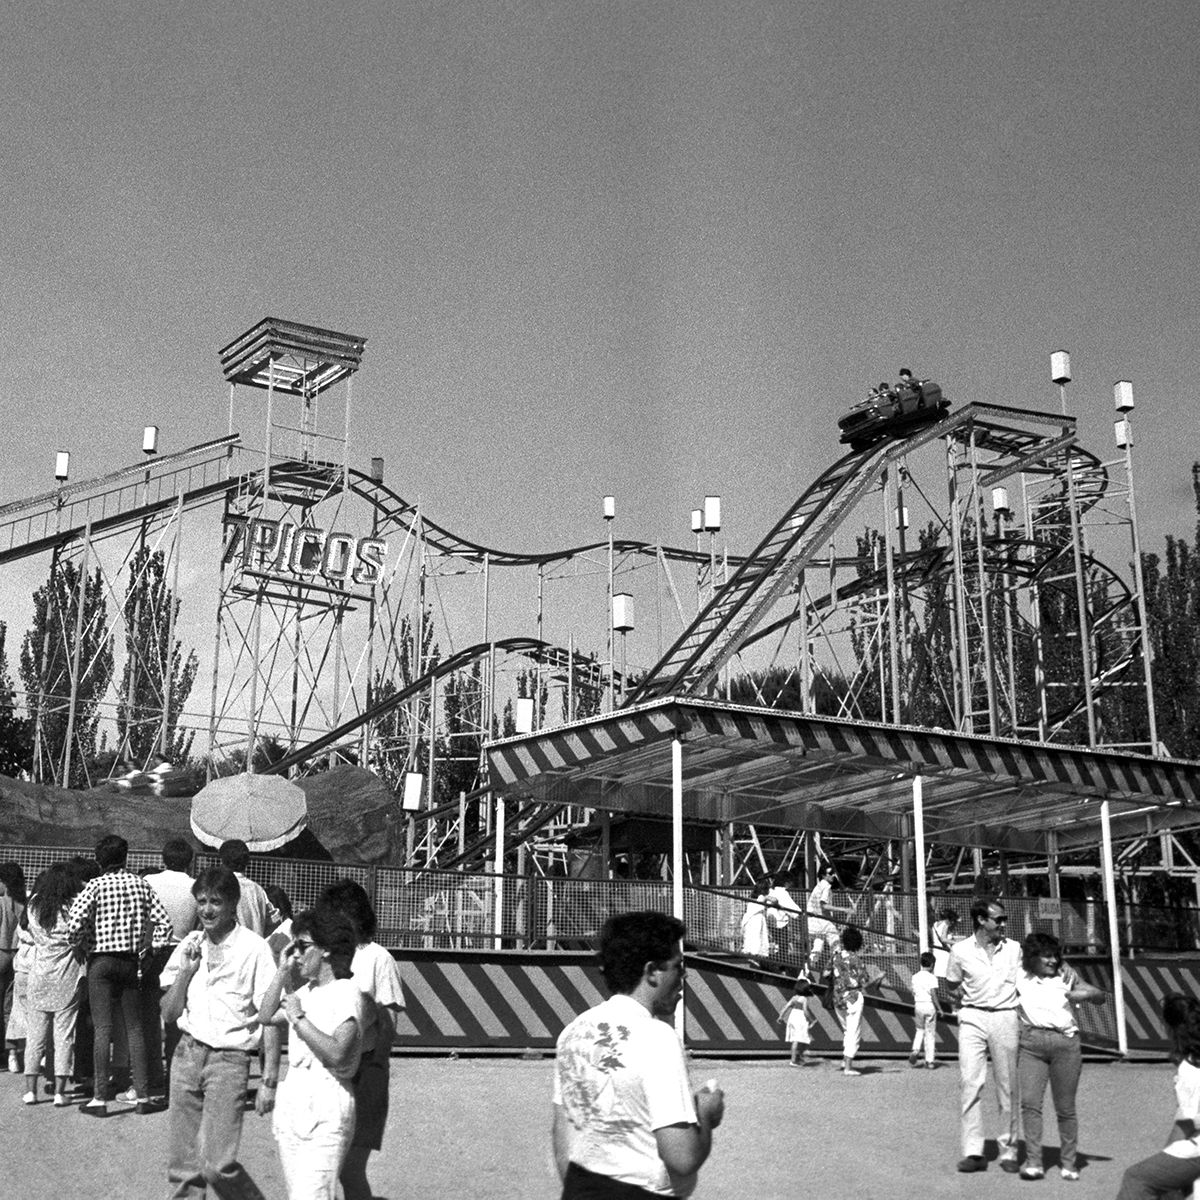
[159,499,184,759]
[1100,801,1129,1055]
[672,736,685,1041]
[968,432,999,735]
[493,792,505,946]
[947,438,972,730]
[607,519,614,712]
[1122,420,1160,752]
[798,575,810,715]
[882,468,901,723]
[913,775,929,954]
[61,526,92,788]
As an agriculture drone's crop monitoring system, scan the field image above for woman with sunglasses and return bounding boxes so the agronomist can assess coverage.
[1014,931,1106,1181]
[260,906,365,1200]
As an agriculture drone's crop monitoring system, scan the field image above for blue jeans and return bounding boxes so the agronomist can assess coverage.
[168,1033,266,1199]
[1116,1151,1200,1200]
[1018,1025,1082,1171]
[87,953,148,1101]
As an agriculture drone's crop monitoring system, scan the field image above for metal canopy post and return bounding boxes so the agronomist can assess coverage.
[1100,800,1128,1055]
[493,791,505,947]
[913,774,929,953]
[672,736,685,1040]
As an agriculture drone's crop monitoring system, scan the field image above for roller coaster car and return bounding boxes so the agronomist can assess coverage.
[838,373,949,448]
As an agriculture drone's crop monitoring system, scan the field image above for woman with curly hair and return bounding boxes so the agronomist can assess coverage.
[832,923,867,1076]
[23,863,87,1105]
[261,905,365,1200]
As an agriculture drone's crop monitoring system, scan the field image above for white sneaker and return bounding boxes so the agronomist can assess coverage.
[22,1091,36,1105]
[116,1087,138,1103]
[53,1093,67,1107]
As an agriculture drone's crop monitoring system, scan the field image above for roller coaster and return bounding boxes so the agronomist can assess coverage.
[0,322,1157,878]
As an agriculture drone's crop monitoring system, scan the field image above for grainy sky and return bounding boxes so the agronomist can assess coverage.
[3,1,1198,652]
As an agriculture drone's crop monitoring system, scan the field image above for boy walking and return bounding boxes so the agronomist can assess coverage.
[909,950,942,1068]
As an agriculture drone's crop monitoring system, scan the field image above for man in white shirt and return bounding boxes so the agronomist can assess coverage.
[946,898,1022,1174]
[766,870,802,963]
[161,866,279,1199]
[805,864,841,973]
[552,911,725,1198]
[217,840,281,937]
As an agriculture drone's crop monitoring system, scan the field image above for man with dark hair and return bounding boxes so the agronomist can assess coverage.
[217,840,281,937]
[552,911,725,1198]
[161,865,278,1199]
[66,833,173,1115]
[946,897,1021,1174]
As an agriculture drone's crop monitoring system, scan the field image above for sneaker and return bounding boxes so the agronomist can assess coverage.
[136,1099,165,1115]
[79,1100,108,1118]
[53,1094,67,1108]
[22,1091,37,1105]
[1060,1169,1080,1181]
[841,1067,862,1076]
[956,1156,987,1173]
[908,1053,921,1067]
[116,1086,138,1103]
[999,1158,1020,1174]
[1020,1167,1044,1181]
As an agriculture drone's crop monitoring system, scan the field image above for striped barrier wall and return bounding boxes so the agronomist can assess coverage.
[390,949,1184,1057]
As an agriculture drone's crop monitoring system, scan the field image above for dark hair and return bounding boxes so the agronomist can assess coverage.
[162,838,194,872]
[30,863,84,928]
[773,869,793,887]
[750,877,770,899]
[936,907,958,924]
[598,911,685,994]
[1021,931,1063,972]
[319,879,376,942]
[265,884,294,922]
[841,923,863,952]
[970,897,1001,928]
[192,866,241,905]
[794,976,813,996]
[0,861,28,906]
[1162,995,1200,1062]
[218,839,250,872]
[919,951,936,969]
[95,834,128,870]
[292,906,357,978]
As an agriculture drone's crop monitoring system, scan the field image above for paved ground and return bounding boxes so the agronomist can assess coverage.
[0,1054,1172,1199]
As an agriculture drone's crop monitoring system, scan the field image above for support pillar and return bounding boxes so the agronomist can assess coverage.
[672,737,684,1041]
[913,775,929,954]
[1100,801,1129,1056]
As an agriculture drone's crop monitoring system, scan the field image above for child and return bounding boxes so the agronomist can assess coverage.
[909,950,942,1068]
[778,976,817,1066]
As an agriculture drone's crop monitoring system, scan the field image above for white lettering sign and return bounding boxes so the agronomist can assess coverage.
[222,516,387,587]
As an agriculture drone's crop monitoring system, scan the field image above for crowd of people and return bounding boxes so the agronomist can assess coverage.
[2,844,1195,1198]
[0,835,405,1200]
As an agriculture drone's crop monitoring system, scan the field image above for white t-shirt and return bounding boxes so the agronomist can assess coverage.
[351,941,406,1055]
[911,968,939,1009]
[145,869,199,942]
[807,879,832,916]
[1016,967,1080,1034]
[554,993,698,1196]
[161,925,276,1051]
[946,936,1021,1010]
[290,977,365,1082]
[767,886,800,930]
[1165,1060,1200,1159]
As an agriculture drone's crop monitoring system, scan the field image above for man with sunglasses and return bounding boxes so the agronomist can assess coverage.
[946,898,1022,1174]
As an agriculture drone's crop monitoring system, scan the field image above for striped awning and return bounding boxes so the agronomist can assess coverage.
[486,698,1200,853]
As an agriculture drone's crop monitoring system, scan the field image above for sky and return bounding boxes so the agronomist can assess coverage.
[3,0,1199,693]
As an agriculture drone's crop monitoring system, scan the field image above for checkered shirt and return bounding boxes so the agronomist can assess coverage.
[66,868,174,956]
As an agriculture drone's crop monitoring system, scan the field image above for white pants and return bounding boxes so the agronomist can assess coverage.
[958,1008,1019,1159]
[911,1002,937,1063]
[273,1068,356,1200]
[840,994,864,1061]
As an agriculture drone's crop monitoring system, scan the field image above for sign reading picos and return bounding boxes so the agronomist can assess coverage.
[222,515,387,587]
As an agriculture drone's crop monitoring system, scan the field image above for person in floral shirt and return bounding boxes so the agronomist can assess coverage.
[832,924,867,1076]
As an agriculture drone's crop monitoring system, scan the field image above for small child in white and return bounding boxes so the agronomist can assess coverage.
[909,950,942,1068]
[778,976,818,1067]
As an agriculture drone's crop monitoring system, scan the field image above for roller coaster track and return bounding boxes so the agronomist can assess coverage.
[258,637,547,777]
[622,401,1101,708]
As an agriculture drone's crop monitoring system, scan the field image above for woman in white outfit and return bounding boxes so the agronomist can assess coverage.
[261,907,364,1200]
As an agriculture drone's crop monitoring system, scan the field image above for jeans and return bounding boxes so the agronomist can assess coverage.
[1018,1025,1082,1172]
[138,945,173,1091]
[958,1008,1019,1159]
[168,1033,266,1200]
[912,1002,937,1063]
[0,948,14,1048]
[1116,1150,1200,1200]
[87,953,148,1102]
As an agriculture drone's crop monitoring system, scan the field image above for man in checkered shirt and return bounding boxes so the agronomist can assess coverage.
[67,833,174,1116]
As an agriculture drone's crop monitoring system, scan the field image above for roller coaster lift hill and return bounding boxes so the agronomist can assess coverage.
[838,369,949,449]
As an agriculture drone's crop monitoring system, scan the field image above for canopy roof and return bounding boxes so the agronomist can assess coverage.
[486,698,1200,854]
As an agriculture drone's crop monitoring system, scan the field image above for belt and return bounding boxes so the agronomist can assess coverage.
[962,1004,1017,1013]
[180,1031,251,1055]
[90,950,139,959]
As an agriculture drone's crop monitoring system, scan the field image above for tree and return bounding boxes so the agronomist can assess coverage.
[116,547,199,765]
[0,623,31,776]
[19,556,114,787]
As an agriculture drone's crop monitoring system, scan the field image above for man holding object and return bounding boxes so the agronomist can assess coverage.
[552,911,725,1198]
